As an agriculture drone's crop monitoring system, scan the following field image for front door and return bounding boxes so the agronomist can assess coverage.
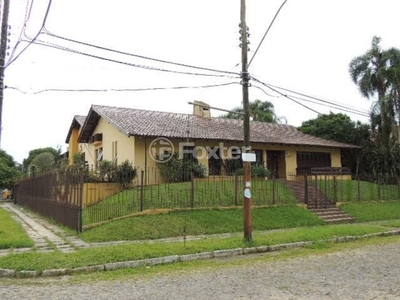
[267,150,285,178]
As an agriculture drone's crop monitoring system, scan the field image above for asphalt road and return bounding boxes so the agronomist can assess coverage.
[1,240,400,300]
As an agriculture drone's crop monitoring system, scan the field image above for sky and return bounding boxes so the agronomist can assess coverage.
[2,0,400,163]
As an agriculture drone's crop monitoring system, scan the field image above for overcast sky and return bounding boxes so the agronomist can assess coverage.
[2,0,400,163]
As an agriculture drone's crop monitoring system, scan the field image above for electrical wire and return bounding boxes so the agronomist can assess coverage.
[247,0,288,68]
[6,0,35,64]
[42,28,240,76]
[251,76,370,117]
[251,83,322,115]
[5,0,52,69]
[263,81,370,115]
[5,81,240,95]
[26,38,241,79]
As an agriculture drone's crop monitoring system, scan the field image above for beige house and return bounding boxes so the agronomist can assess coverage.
[66,102,358,184]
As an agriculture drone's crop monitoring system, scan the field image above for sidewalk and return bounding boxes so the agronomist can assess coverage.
[0,202,90,256]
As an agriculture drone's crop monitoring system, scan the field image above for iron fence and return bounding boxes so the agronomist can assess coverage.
[14,171,84,232]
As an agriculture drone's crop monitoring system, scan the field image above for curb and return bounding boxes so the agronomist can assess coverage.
[1,230,400,278]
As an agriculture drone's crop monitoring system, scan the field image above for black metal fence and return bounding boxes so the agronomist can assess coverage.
[14,171,84,232]
[13,166,400,231]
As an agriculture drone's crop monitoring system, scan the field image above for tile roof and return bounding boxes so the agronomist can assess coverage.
[78,104,358,149]
[65,115,87,143]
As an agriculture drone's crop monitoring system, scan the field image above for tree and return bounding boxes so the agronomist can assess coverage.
[221,99,284,123]
[298,112,371,175]
[23,147,61,173]
[349,36,400,177]
[298,112,370,146]
[0,150,21,189]
[30,152,55,174]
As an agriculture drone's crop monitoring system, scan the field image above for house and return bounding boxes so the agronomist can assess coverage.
[65,115,92,166]
[65,101,358,184]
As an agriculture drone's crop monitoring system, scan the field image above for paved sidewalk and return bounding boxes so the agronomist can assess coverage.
[0,202,89,255]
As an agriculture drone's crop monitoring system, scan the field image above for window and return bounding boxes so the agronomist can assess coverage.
[95,147,103,170]
[183,146,197,163]
[297,152,331,169]
[253,149,264,165]
[112,141,118,164]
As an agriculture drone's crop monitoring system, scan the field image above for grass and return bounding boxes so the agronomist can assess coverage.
[79,205,324,242]
[317,179,400,202]
[0,223,389,272]
[0,207,34,249]
[69,234,400,283]
[340,201,400,222]
[83,179,297,225]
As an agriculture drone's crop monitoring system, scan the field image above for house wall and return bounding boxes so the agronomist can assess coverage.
[91,117,135,168]
[68,128,79,165]
[133,139,343,182]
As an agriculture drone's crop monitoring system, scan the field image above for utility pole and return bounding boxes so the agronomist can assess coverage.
[0,0,9,148]
[240,0,252,242]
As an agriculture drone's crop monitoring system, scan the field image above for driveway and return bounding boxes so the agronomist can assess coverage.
[1,238,400,299]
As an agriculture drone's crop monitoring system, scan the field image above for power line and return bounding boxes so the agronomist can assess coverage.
[247,0,288,68]
[6,0,34,64]
[251,83,322,115]
[5,0,52,69]
[260,80,370,115]
[5,81,240,95]
[26,38,241,79]
[42,28,240,76]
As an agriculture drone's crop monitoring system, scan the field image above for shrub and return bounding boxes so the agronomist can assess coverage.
[157,152,206,183]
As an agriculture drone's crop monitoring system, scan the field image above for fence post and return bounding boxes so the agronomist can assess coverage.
[333,175,337,203]
[79,170,84,233]
[304,174,308,207]
[378,176,381,201]
[272,174,276,205]
[190,172,194,208]
[315,174,318,209]
[357,175,361,201]
[140,170,145,212]
[234,174,239,206]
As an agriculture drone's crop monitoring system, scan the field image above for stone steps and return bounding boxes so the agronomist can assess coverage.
[310,207,355,224]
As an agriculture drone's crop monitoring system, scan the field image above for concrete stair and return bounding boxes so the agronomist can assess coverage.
[310,206,355,224]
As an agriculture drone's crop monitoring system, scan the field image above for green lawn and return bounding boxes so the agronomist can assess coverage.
[317,179,400,202]
[83,179,297,225]
[0,223,389,272]
[341,201,400,222]
[0,206,34,249]
[80,205,324,242]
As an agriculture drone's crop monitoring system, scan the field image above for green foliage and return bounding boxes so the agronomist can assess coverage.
[0,150,21,189]
[222,158,243,174]
[30,152,55,174]
[115,160,137,188]
[234,164,271,178]
[221,99,285,123]
[156,152,206,183]
[23,147,62,174]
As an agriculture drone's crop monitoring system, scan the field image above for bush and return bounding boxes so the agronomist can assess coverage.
[157,152,206,183]
[116,160,137,188]
[233,164,270,178]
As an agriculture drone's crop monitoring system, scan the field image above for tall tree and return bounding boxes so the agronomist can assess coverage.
[349,36,400,177]
[22,147,61,173]
[221,99,285,123]
[0,150,21,189]
[298,112,371,175]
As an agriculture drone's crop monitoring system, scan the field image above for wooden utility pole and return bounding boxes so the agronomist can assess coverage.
[240,0,252,242]
[0,0,10,148]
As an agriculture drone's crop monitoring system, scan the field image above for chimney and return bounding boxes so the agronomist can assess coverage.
[192,100,211,119]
